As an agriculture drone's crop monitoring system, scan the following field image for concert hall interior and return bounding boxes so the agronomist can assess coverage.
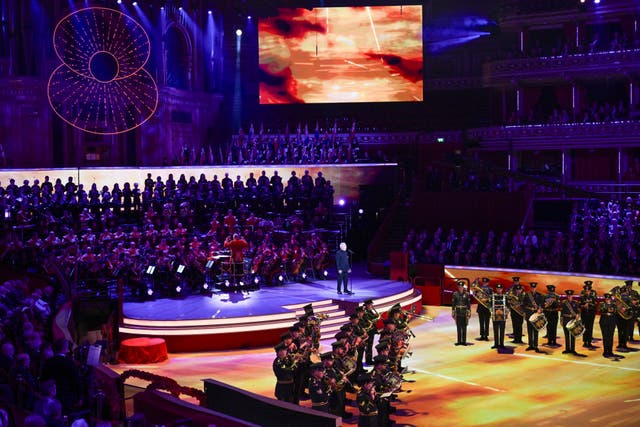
[0,0,639,427]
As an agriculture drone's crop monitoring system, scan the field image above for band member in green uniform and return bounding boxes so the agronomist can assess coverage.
[452,281,470,346]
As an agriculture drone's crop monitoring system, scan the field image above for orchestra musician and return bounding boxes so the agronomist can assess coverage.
[451,281,470,346]
[308,363,330,413]
[616,281,633,352]
[321,350,351,419]
[371,355,394,427]
[580,280,598,349]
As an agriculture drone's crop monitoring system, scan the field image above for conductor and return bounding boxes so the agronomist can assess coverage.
[336,242,351,295]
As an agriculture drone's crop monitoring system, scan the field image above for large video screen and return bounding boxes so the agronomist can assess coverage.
[259,5,423,104]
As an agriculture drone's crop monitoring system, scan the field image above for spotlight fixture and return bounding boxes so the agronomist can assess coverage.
[132,1,137,6]
[358,208,364,214]
[239,281,245,287]
[278,275,284,282]
[179,6,183,11]
[247,15,252,20]
[236,28,242,36]
[203,283,209,290]
[323,270,329,277]
[146,288,154,296]
[301,272,307,279]
[224,279,230,287]
[338,198,346,206]
[175,285,182,293]
[208,10,212,15]
[254,277,260,285]
[117,0,122,4]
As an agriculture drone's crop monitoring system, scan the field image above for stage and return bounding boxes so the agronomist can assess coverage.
[120,266,422,352]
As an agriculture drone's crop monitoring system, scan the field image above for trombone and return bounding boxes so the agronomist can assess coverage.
[400,308,434,322]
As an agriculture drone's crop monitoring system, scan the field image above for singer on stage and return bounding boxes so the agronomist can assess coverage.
[336,242,351,295]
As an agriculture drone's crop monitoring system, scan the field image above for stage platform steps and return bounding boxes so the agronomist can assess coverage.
[119,278,422,353]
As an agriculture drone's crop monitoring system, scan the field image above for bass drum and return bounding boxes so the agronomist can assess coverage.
[528,312,547,331]
[566,318,585,337]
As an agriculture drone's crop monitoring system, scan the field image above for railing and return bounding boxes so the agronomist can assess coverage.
[483,49,640,83]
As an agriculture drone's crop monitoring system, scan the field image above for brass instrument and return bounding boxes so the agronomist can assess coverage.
[611,286,633,320]
[506,289,526,317]
[400,308,434,322]
[470,279,492,310]
[543,294,558,310]
[492,293,508,322]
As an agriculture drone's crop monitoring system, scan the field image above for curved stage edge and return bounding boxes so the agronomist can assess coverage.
[120,276,422,353]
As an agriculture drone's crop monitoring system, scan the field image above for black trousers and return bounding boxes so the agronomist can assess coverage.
[510,310,524,342]
[455,314,468,344]
[365,330,376,363]
[545,312,559,344]
[616,315,628,348]
[275,382,294,403]
[625,318,635,342]
[526,318,539,348]
[337,271,349,293]
[562,322,575,352]
[600,317,616,355]
[478,305,491,338]
[493,321,505,348]
[581,313,595,345]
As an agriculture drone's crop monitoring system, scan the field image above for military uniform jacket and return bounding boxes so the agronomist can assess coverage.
[452,291,470,316]
[543,292,560,313]
[598,301,617,325]
[561,300,579,325]
[523,291,544,316]
[580,290,598,315]
[357,390,378,416]
[272,356,295,383]
[309,377,330,405]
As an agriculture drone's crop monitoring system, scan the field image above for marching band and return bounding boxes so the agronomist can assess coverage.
[272,299,417,426]
[273,278,638,424]
[460,277,640,359]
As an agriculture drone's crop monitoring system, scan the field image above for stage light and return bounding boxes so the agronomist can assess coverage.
[117,0,122,3]
[179,7,183,11]
[132,1,137,5]
[224,280,230,287]
[254,277,260,285]
[203,283,209,290]
[247,15,252,20]
[236,29,242,37]
[160,6,164,10]
[278,275,284,282]
[301,272,307,279]
[358,208,364,214]
[323,270,329,277]
[239,281,245,287]
[146,288,154,296]
[338,198,346,206]
[175,285,182,293]
[580,0,586,3]
[594,0,600,3]
[208,10,212,15]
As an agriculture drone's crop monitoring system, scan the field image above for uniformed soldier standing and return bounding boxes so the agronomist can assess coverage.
[476,277,492,341]
[272,342,296,403]
[616,281,633,352]
[579,280,597,348]
[491,284,507,350]
[599,292,619,358]
[543,285,560,347]
[507,283,525,344]
[452,281,470,346]
[523,282,545,353]
[561,290,582,356]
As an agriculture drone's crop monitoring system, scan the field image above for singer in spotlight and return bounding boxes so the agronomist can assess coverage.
[336,242,351,295]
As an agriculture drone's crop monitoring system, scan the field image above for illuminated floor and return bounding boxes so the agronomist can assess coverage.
[112,305,640,427]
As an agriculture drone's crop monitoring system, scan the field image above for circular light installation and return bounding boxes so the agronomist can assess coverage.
[48,7,158,135]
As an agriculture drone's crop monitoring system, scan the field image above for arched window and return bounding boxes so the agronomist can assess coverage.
[165,26,191,90]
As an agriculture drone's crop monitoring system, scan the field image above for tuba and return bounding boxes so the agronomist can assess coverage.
[611,286,633,320]
[492,293,508,322]
[470,279,492,310]
[506,289,526,318]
